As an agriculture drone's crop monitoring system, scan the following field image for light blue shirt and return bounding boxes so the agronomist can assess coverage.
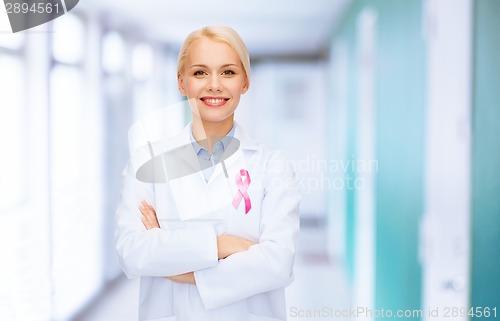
[190,125,235,182]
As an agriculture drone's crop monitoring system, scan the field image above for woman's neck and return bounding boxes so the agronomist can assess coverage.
[191,116,234,154]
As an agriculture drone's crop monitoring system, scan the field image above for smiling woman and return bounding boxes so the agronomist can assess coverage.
[115,26,301,321]
[178,34,249,145]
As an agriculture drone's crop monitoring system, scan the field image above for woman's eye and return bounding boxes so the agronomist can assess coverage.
[194,70,206,76]
[222,70,235,75]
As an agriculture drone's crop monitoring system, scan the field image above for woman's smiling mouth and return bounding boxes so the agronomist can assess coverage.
[200,97,229,107]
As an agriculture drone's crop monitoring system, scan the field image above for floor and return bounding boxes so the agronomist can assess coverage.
[73,226,352,321]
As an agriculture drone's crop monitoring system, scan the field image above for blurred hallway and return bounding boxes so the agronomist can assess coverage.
[1,1,500,321]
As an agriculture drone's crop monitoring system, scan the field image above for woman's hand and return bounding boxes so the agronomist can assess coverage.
[217,235,256,259]
[138,200,255,283]
[165,237,255,285]
[167,272,196,284]
[139,200,160,229]
[139,201,195,283]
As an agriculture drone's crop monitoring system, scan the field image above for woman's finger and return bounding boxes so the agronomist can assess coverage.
[141,214,152,230]
[140,201,160,229]
[139,203,148,216]
[141,215,149,229]
[144,207,159,228]
[145,202,160,228]
[139,202,154,229]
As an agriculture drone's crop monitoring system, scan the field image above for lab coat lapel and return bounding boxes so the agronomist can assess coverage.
[206,139,241,184]
[206,122,259,185]
[166,123,228,220]
[154,123,205,182]
[167,122,259,221]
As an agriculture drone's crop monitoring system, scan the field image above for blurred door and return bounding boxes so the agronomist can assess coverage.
[353,8,376,315]
[327,40,348,261]
[421,0,472,319]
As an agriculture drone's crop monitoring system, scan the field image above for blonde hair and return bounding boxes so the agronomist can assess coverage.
[177,25,251,87]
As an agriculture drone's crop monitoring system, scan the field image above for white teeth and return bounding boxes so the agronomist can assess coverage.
[205,98,225,104]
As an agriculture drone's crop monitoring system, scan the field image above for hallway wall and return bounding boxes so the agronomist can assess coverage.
[471,0,500,310]
[329,0,426,318]
[329,1,500,320]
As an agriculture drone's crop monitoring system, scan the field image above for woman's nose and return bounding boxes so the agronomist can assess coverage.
[207,75,222,92]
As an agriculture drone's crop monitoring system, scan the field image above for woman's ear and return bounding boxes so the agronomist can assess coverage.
[178,74,187,96]
[241,76,249,94]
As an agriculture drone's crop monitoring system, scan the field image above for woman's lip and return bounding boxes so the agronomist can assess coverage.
[200,97,229,107]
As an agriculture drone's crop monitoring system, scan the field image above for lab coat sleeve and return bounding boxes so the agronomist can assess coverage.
[194,151,300,310]
[115,162,219,278]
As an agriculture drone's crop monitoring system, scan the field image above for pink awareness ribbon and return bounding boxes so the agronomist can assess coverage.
[232,169,252,214]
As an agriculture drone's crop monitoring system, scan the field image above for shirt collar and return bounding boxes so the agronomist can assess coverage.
[189,124,235,155]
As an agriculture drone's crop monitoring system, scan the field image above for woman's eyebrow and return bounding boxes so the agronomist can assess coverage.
[190,64,208,68]
[220,64,239,68]
[189,63,240,69]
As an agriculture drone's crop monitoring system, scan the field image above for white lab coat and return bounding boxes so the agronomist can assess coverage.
[115,122,300,321]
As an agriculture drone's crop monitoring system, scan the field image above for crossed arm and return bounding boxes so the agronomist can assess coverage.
[139,200,255,284]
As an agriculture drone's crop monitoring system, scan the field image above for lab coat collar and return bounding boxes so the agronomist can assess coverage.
[162,121,258,185]
[132,121,259,184]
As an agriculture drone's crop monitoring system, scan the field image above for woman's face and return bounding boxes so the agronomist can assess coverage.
[178,37,249,125]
